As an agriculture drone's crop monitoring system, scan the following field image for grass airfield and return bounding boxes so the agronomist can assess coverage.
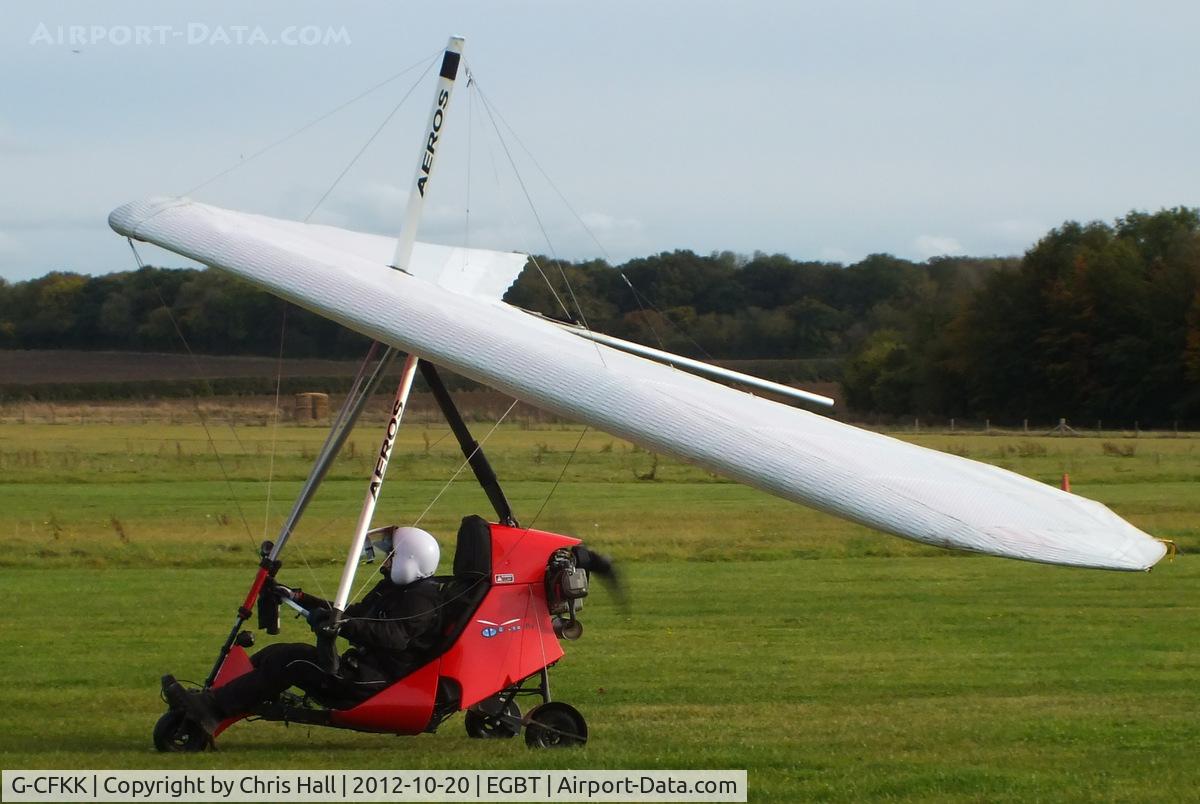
[0,418,1198,802]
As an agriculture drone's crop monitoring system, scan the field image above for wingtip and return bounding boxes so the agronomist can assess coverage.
[108,196,189,238]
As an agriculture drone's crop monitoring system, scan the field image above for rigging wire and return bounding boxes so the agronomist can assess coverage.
[339,423,600,628]
[342,421,592,626]
[620,273,669,352]
[257,57,435,584]
[526,255,573,321]
[126,239,258,549]
[460,67,569,322]
[303,57,438,223]
[346,398,520,605]
[126,66,450,545]
[266,344,398,598]
[525,425,589,531]
[410,400,519,529]
[623,275,715,360]
[471,80,712,359]
[462,70,473,269]
[262,302,288,539]
[286,535,329,603]
[183,50,441,197]
[476,90,613,263]
[145,59,615,611]
[465,69,561,315]
[490,424,591,573]
[470,81,605,367]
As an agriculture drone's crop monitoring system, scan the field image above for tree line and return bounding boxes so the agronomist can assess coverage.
[840,208,1200,423]
[1,207,1196,420]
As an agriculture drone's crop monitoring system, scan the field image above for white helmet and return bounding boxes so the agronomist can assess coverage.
[379,526,440,585]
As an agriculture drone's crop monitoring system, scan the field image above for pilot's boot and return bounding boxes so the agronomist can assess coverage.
[162,675,223,740]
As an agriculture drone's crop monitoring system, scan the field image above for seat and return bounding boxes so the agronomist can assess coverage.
[427,515,493,658]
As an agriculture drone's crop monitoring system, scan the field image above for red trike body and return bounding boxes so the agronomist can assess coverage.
[211,522,580,736]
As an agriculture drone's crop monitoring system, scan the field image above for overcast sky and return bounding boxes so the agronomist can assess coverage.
[2,0,1198,281]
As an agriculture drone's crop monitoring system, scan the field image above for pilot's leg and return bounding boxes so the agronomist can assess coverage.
[212,642,329,714]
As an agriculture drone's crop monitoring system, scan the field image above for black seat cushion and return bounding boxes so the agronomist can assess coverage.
[454,514,492,577]
[422,516,494,661]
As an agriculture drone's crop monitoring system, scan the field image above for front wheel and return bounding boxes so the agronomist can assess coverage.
[153,710,209,752]
[524,702,587,748]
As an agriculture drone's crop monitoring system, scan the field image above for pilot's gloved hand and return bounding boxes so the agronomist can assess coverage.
[306,607,335,634]
[337,618,360,641]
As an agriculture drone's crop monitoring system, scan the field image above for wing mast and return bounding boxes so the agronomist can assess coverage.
[329,36,466,618]
[391,37,464,272]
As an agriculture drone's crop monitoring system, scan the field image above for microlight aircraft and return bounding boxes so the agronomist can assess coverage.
[108,38,1167,750]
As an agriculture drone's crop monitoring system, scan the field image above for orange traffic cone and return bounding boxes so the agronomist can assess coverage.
[1061,473,1071,492]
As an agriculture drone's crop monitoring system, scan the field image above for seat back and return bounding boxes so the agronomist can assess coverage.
[427,516,493,659]
[453,514,492,577]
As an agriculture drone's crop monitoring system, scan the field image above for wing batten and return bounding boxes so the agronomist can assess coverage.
[109,197,1167,572]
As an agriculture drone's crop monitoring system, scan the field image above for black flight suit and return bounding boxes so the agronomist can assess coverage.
[212,576,441,716]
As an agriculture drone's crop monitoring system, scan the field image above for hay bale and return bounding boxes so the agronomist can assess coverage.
[293,392,329,423]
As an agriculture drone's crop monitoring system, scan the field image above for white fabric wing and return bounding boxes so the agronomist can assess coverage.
[110,197,1167,572]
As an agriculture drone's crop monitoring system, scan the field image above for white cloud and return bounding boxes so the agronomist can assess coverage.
[580,211,642,233]
[913,234,964,259]
[819,246,850,263]
[303,181,407,233]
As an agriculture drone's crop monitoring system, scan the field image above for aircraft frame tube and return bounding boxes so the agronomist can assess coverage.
[332,354,420,611]
[560,324,835,408]
[391,35,465,271]
[268,343,397,561]
[420,361,517,526]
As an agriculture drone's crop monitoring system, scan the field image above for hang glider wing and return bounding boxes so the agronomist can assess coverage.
[118,197,528,302]
[110,197,1167,572]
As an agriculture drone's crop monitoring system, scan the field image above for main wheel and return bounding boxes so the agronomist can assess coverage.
[524,702,587,748]
[465,697,521,738]
[153,710,209,753]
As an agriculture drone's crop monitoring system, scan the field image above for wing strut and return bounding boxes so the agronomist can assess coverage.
[209,36,472,680]
[420,361,518,527]
[332,355,421,613]
[204,343,396,688]
[319,35,467,669]
[268,343,398,562]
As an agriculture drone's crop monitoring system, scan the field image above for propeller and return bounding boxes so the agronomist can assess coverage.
[572,544,630,616]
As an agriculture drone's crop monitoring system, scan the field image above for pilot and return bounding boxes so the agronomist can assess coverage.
[165,526,442,736]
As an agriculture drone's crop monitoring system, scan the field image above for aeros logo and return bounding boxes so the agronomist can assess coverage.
[416,89,450,197]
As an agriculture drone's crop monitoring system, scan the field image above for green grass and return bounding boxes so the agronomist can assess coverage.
[0,421,1197,801]
[1,560,1196,801]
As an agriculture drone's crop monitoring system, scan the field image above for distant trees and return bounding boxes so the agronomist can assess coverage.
[841,208,1200,421]
[505,248,1011,363]
[0,267,370,357]
[2,206,1196,421]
